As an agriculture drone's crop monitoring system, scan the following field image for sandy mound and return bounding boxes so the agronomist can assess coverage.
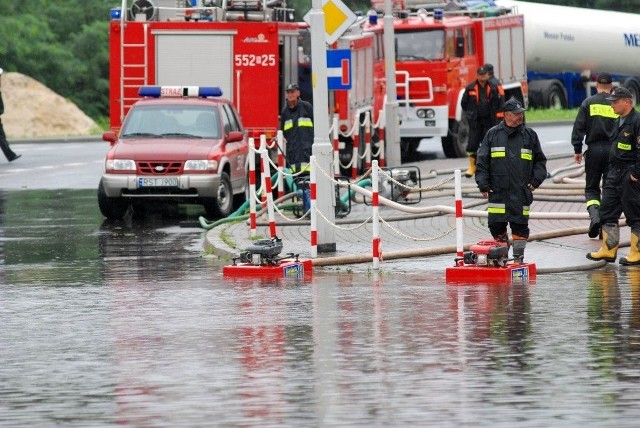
[1,72,99,139]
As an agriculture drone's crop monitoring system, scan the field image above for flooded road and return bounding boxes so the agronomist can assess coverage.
[2,189,640,426]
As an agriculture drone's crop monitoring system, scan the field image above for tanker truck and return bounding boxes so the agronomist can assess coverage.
[495,0,640,108]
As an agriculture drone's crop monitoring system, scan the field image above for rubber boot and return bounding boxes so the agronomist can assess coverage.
[464,155,476,178]
[587,223,619,262]
[587,204,601,239]
[512,235,527,264]
[620,229,640,266]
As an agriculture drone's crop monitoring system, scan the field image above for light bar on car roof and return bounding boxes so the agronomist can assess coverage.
[138,86,223,98]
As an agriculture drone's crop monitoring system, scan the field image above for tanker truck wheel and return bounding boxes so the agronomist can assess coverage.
[542,80,567,109]
[441,114,469,158]
[623,78,640,105]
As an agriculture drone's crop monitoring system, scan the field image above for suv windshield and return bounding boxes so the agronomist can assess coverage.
[121,105,221,139]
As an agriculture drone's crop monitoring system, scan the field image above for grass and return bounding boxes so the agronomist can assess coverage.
[525,108,579,123]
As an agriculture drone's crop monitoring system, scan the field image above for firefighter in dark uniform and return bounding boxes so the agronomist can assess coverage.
[483,63,505,119]
[279,83,314,172]
[588,87,640,265]
[571,72,617,238]
[475,98,548,262]
[461,66,501,177]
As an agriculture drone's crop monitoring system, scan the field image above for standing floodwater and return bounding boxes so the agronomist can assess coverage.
[2,189,640,426]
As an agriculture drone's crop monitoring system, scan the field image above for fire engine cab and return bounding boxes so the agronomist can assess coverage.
[109,0,301,140]
[362,0,528,159]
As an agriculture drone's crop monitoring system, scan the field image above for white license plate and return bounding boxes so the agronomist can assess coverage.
[138,177,179,187]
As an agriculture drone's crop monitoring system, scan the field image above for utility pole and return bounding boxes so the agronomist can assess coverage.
[309,0,336,253]
[383,0,401,167]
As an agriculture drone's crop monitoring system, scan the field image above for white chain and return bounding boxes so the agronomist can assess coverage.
[380,216,456,241]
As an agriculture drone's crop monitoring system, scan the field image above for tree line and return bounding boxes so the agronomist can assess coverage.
[0,0,633,122]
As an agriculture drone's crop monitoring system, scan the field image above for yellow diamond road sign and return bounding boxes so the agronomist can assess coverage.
[304,0,358,45]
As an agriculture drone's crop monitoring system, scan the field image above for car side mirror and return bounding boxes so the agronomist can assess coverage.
[227,131,244,143]
[102,131,118,147]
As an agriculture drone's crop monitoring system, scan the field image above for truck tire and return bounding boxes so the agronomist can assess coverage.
[97,179,129,220]
[541,80,567,109]
[623,78,640,105]
[203,172,233,218]
[400,137,421,162]
[441,114,469,159]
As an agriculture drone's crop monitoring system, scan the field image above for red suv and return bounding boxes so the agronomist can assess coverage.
[99,86,249,219]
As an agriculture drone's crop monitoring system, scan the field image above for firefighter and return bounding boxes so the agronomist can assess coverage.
[0,68,20,162]
[483,63,505,121]
[571,72,617,238]
[461,66,501,177]
[475,98,548,262]
[587,87,640,265]
[279,83,314,172]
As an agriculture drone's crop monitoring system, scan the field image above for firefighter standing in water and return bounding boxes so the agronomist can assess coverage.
[461,66,501,177]
[587,87,640,265]
[571,72,617,238]
[279,83,314,172]
[475,98,548,262]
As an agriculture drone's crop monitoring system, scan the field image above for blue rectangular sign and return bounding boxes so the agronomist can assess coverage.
[326,49,352,90]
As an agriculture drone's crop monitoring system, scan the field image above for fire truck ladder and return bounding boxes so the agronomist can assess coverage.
[119,1,150,123]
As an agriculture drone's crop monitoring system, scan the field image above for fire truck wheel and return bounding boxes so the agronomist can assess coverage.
[97,179,129,220]
[441,115,469,158]
[400,138,421,162]
[203,172,233,218]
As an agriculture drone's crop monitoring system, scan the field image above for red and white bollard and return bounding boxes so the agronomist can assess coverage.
[276,130,285,200]
[455,169,463,257]
[377,110,386,168]
[364,111,372,170]
[372,160,381,269]
[310,155,318,258]
[248,138,257,237]
[351,126,360,180]
[260,137,277,238]
[332,115,341,177]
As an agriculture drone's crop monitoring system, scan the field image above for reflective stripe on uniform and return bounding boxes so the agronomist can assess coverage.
[298,117,313,127]
[590,103,617,119]
[521,148,532,161]
[283,119,293,131]
[523,205,530,216]
[586,199,600,208]
[488,203,506,214]
[490,146,505,158]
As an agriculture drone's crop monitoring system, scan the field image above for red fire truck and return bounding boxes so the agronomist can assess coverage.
[108,0,302,140]
[362,0,528,159]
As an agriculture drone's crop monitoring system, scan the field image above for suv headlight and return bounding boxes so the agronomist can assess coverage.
[184,160,218,171]
[106,159,135,171]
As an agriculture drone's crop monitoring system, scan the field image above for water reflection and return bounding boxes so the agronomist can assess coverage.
[4,188,640,425]
[588,267,640,383]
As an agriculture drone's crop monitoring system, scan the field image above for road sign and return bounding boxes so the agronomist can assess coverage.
[326,49,351,90]
[303,0,358,45]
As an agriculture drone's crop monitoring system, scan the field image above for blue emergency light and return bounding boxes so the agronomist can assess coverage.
[367,10,378,25]
[138,86,223,98]
[110,7,122,20]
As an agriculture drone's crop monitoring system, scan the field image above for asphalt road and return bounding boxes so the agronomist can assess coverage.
[0,123,572,191]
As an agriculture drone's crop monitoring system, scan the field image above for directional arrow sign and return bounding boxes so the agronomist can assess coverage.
[303,0,358,45]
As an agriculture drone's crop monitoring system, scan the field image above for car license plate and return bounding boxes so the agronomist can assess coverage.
[424,120,436,126]
[138,177,179,187]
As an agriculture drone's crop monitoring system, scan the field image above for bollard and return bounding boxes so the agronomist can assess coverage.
[455,169,463,257]
[372,160,381,269]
